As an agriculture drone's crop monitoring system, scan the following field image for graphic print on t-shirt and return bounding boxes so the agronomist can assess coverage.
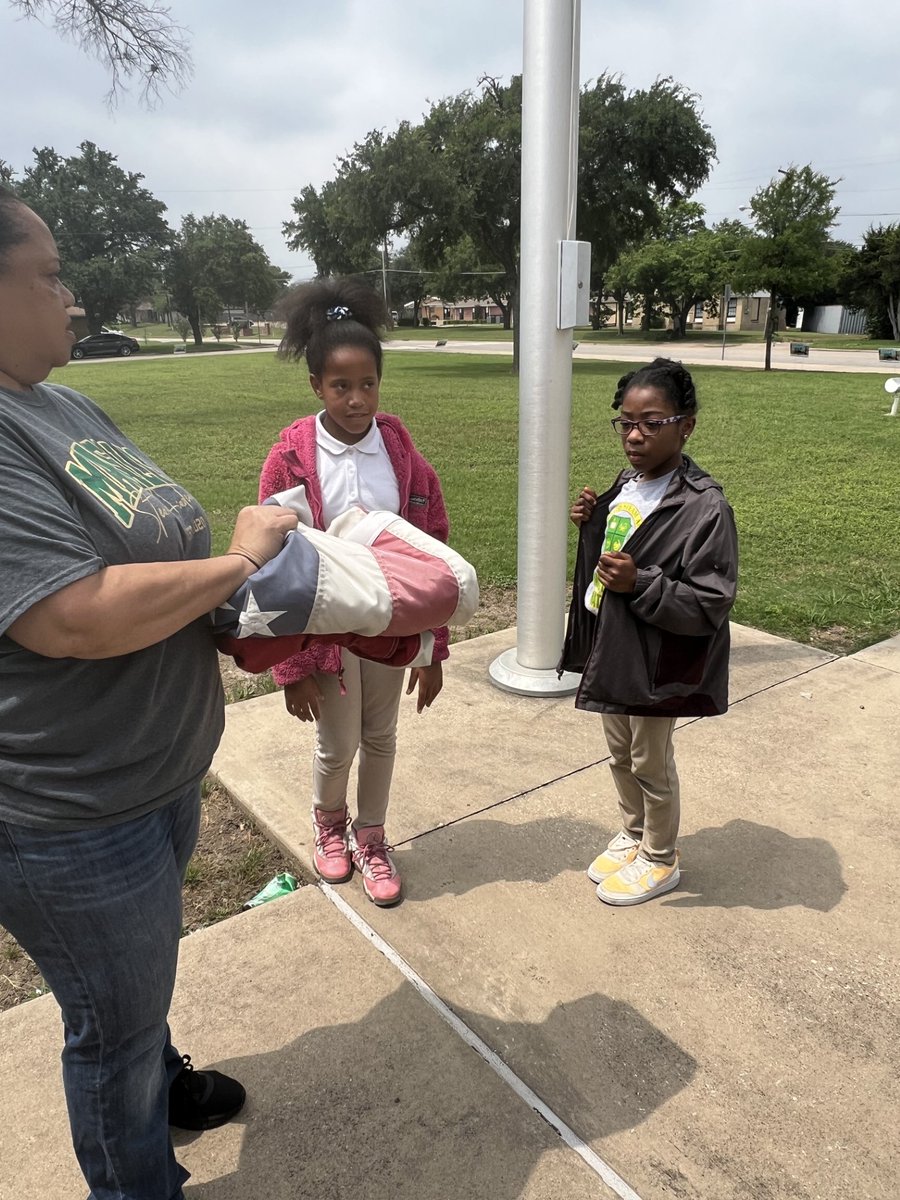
[65,439,208,542]
[586,501,643,612]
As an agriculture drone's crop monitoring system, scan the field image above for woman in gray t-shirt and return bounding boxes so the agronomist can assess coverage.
[0,189,296,1199]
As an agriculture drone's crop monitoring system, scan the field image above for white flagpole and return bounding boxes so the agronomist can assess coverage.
[489,0,583,696]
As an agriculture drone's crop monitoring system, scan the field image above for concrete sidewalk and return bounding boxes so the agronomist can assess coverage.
[2,624,898,1199]
[385,337,900,375]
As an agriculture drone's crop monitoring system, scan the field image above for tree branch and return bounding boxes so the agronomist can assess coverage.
[11,0,192,106]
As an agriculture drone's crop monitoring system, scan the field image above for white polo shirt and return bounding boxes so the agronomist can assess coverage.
[315,413,401,529]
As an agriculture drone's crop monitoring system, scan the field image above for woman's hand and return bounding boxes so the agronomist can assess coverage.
[406,662,443,714]
[227,505,297,571]
[284,677,324,722]
[570,487,597,526]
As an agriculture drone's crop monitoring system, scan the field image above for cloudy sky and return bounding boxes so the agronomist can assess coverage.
[1,0,897,279]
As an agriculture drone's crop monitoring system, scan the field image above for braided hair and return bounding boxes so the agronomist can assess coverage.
[278,277,387,378]
[612,357,699,414]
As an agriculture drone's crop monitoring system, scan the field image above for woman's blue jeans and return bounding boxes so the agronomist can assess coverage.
[0,784,201,1200]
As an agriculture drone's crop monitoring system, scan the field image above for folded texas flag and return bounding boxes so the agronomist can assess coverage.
[213,486,479,674]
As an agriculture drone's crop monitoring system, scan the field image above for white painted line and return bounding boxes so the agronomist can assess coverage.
[319,881,644,1200]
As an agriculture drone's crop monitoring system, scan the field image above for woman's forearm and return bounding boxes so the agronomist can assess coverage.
[8,555,255,659]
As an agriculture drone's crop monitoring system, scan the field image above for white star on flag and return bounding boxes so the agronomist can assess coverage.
[236,589,287,637]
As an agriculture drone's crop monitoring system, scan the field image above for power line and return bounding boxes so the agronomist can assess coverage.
[155,187,303,194]
[360,268,507,276]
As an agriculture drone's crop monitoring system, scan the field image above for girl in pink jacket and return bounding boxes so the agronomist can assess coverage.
[258,279,449,906]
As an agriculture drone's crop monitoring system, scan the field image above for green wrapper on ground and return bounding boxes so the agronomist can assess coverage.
[242,872,299,910]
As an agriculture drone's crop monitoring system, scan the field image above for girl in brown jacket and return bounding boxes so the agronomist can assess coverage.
[561,358,738,906]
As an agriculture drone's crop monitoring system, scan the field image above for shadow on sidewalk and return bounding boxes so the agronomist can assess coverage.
[393,816,846,913]
[395,815,607,901]
[665,819,847,911]
[181,984,696,1200]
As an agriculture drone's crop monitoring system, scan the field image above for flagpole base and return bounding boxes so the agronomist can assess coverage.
[488,647,580,697]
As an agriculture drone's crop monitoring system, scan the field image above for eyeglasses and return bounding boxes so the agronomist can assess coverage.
[610,414,687,437]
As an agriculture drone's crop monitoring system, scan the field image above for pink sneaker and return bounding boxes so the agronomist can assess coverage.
[350,824,401,906]
[311,805,352,883]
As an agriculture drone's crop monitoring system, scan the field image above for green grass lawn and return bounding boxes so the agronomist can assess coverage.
[50,351,900,652]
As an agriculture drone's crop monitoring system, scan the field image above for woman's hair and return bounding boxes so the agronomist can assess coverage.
[0,186,29,274]
[277,277,387,378]
[612,357,699,414]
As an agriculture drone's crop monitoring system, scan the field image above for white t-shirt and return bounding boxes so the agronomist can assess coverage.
[584,469,677,613]
[315,413,400,528]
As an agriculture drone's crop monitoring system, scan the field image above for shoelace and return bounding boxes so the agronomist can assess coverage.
[172,1055,201,1098]
[615,855,658,884]
[619,859,676,888]
[355,838,395,880]
[314,812,349,857]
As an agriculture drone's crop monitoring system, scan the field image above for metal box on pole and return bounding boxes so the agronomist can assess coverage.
[558,240,591,330]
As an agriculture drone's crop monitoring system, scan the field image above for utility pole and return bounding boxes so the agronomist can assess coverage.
[720,284,732,360]
[381,241,390,326]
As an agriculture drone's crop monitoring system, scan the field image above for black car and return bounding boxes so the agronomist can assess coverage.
[71,333,141,359]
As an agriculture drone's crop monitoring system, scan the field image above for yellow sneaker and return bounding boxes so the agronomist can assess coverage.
[586,831,640,883]
[597,853,680,906]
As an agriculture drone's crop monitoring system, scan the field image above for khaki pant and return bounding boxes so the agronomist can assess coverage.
[312,651,405,828]
[601,715,680,865]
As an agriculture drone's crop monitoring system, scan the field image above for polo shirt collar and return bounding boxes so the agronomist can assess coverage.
[316,411,381,455]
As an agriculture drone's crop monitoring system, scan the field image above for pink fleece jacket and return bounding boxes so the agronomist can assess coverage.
[258,411,451,686]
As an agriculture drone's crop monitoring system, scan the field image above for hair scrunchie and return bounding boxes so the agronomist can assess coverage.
[326,305,353,321]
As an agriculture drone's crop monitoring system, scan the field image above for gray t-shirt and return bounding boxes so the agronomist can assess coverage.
[0,382,223,829]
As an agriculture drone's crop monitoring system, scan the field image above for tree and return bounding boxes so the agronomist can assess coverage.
[424,235,511,321]
[284,120,437,289]
[386,242,432,324]
[735,165,840,369]
[840,225,900,341]
[604,204,747,337]
[634,202,707,337]
[577,75,717,325]
[606,243,664,334]
[9,0,191,105]
[773,238,854,329]
[15,141,172,332]
[411,77,522,343]
[168,214,287,345]
[286,80,522,349]
[285,72,717,368]
[654,210,750,338]
[332,125,426,311]
[283,181,380,279]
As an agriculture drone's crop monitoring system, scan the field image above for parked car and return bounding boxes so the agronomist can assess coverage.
[71,333,141,360]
